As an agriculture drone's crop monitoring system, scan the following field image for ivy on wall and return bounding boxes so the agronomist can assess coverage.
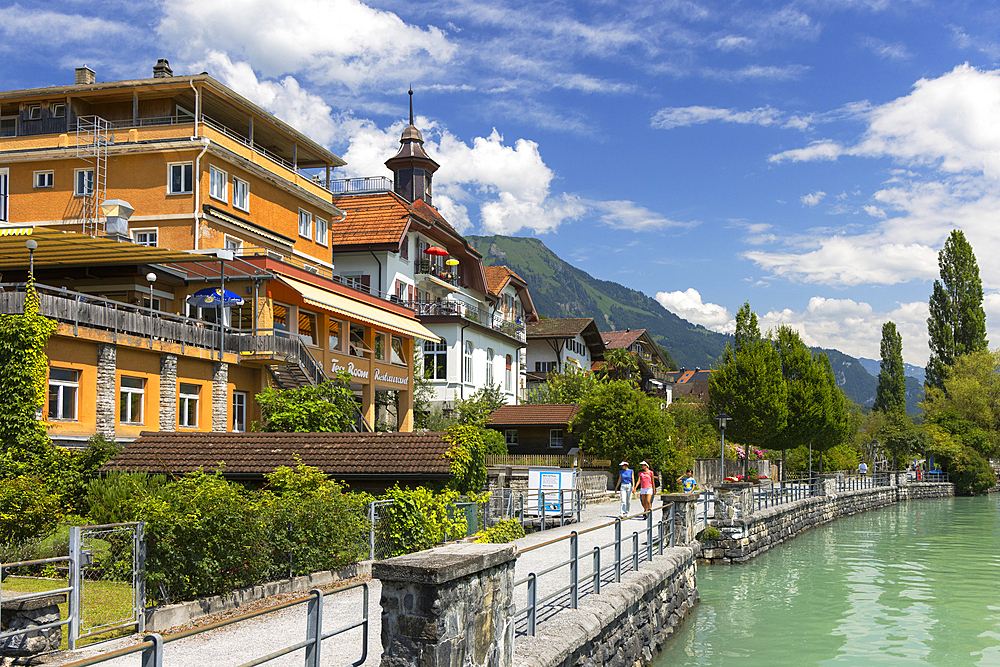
[0,280,57,451]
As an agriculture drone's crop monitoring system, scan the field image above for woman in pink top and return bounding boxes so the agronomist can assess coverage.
[637,461,656,519]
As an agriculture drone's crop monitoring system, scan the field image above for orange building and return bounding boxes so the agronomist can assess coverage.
[0,61,436,445]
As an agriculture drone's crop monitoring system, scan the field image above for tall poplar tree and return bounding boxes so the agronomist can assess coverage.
[874,321,906,414]
[926,230,988,391]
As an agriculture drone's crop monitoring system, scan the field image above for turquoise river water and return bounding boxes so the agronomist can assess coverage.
[656,495,1000,666]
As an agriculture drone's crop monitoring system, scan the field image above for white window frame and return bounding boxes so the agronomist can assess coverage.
[119,376,144,425]
[131,228,159,247]
[225,235,244,253]
[167,162,193,195]
[178,382,200,428]
[486,348,495,387]
[33,170,53,189]
[48,368,79,421]
[315,216,328,246]
[74,168,94,197]
[549,429,564,449]
[233,391,247,432]
[0,168,9,222]
[464,340,474,383]
[505,429,518,447]
[209,165,228,203]
[424,338,447,380]
[233,176,250,212]
[52,103,66,118]
[298,209,313,238]
[27,104,41,120]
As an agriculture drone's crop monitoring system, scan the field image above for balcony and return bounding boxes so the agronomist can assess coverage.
[401,299,526,342]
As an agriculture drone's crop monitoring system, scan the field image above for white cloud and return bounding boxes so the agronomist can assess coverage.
[863,205,887,219]
[704,64,811,82]
[861,36,912,60]
[655,289,735,334]
[158,0,456,89]
[0,5,132,43]
[801,191,826,207]
[651,105,784,130]
[588,200,698,231]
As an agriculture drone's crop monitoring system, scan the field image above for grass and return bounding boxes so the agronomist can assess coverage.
[3,575,136,649]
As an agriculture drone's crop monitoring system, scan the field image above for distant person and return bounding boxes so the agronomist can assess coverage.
[638,460,656,520]
[858,461,868,477]
[615,461,633,517]
[677,469,697,493]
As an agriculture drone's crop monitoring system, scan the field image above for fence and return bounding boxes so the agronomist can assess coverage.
[56,583,370,667]
[366,499,487,561]
[485,454,612,469]
[0,522,144,654]
[514,506,675,636]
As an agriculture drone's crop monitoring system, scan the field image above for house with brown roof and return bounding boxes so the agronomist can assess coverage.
[598,329,673,399]
[327,96,537,415]
[103,430,454,494]
[486,404,580,454]
[663,368,713,402]
[525,318,605,393]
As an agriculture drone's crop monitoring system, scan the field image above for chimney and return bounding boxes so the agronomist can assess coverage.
[75,66,96,85]
[153,59,173,78]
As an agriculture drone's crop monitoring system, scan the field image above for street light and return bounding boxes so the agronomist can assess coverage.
[716,412,733,484]
[145,272,157,310]
[25,239,37,278]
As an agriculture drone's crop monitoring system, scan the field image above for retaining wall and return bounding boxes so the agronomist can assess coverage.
[513,546,699,667]
[701,482,954,564]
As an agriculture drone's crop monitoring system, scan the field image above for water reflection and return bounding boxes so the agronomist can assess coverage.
[656,495,1000,666]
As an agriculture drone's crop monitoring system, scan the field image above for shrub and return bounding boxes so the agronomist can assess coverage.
[444,425,495,495]
[378,485,467,557]
[949,446,995,496]
[697,526,721,542]
[474,519,525,544]
[0,476,63,545]
[84,471,169,525]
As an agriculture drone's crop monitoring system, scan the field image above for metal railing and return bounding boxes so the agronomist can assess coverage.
[0,556,75,649]
[367,499,488,561]
[514,506,675,636]
[326,176,392,195]
[402,299,526,341]
[56,582,369,667]
[491,489,584,532]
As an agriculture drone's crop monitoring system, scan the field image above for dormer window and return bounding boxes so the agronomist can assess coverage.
[27,105,41,120]
[52,103,66,118]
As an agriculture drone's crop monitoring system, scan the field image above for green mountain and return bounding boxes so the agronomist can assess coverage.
[468,234,922,416]
[469,234,730,369]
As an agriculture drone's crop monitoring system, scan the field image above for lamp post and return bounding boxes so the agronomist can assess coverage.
[145,272,157,310]
[716,411,732,485]
[25,239,37,279]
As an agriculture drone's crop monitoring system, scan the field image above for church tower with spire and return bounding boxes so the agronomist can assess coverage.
[385,89,440,206]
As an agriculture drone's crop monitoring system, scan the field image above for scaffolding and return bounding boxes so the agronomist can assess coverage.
[76,116,110,236]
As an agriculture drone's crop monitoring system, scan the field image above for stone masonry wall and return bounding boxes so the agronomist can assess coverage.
[159,353,177,431]
[701,482,954,564]
[514,546,699,667]
[212,361,228,432]
[94,343,116,438]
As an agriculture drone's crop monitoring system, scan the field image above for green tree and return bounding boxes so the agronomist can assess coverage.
[921,349,1000,458]
[874,321,906,414]
[875,412,927,469]
[571,381,679,478]
[443,424,503,495]
[255,371,357,432]
[708,303,788,454]
[597,348,640,385]
[454,384,506,427]
[926,230,988,392]
[525,367,599,404]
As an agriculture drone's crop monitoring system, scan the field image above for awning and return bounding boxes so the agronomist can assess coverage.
[0,226,212,270]
[277,275,440,342]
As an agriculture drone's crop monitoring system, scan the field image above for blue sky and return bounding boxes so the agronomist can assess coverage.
[4,0,1000,367]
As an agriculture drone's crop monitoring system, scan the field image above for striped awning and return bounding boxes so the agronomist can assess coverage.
[276,274,440,342]
[0,227,211,270]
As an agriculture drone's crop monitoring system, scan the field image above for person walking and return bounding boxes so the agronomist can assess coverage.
[858,461,868,476]
[638,461,656,519]
[615,461,633,517]
[677,469,697,493]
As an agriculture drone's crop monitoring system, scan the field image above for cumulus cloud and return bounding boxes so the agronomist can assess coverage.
[800,191,826,207]
[655,289,735,334]
[158,0,455,89]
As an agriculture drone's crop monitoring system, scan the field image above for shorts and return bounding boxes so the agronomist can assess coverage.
[640,488,653,495]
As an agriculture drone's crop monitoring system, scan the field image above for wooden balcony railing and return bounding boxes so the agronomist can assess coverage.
[485,454,612,470]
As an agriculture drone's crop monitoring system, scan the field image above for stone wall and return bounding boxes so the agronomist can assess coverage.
[513,547,699,667]
[700,482,954,564]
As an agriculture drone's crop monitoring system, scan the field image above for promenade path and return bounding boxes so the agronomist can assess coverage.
[48,496,676,667]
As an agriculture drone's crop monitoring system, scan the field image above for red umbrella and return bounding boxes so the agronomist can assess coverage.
[424,246,449,256]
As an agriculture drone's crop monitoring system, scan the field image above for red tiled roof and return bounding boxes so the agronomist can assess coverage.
[329,192,411,247]
[487,404,580,426]
[483,266,526,295]
[102,431,453,479]
[601,329,645,349]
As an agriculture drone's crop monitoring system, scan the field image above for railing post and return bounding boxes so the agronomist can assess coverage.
[646,512,653,562]
[304,588,323,667]
[632,532,639,571]
[68,526,81,650]
[658,516,664,555]
[135,521,146,634]
[569,531,579,609]
[670,503,676,549]
[540,492,546,531]
[369,502,376,561]
[592,547,601,595]
[559,490,565,527]
[614,519,622,582]
[140,633,163,667]
[576,489,582,523]
[527,573,537,636]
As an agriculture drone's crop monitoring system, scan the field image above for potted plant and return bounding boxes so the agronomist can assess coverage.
[747,467,760,484]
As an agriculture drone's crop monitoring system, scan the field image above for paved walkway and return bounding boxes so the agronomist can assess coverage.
[47,497,676,667]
